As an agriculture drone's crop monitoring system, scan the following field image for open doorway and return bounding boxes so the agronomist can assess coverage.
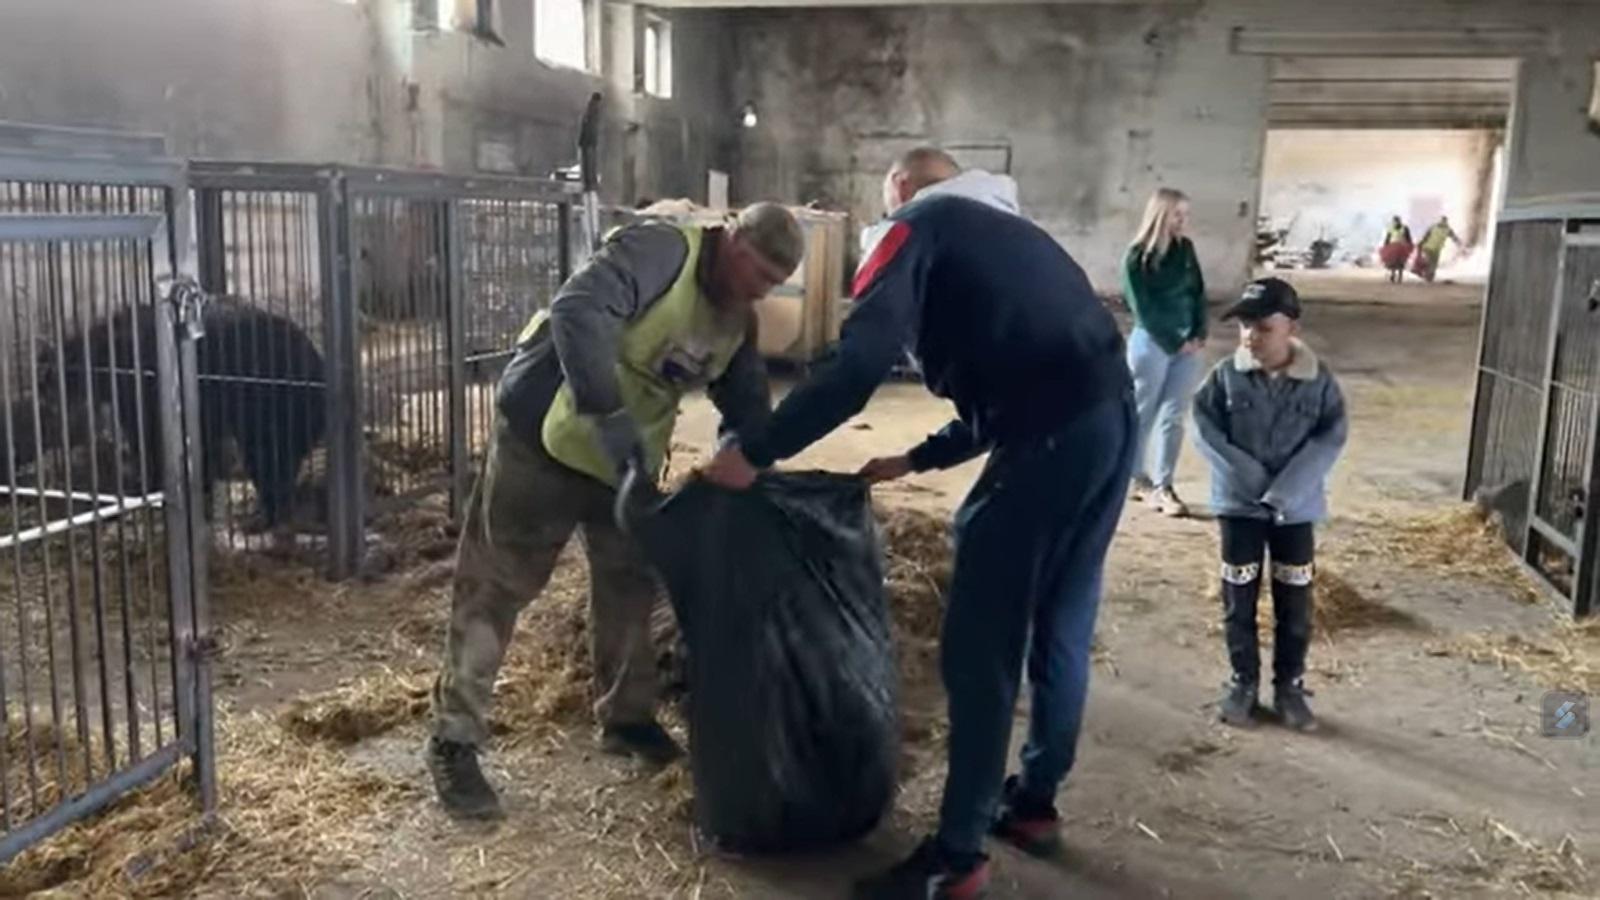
[1254,56,1515,291]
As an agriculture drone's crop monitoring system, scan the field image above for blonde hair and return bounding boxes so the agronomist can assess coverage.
[1130,188,1189,267]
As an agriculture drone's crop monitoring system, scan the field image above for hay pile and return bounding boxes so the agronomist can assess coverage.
[0,703,417,898]
[1430,617,1600,696]
[1202,565,1424,636]
[879,506,952,644]
[282,669,431,745]
[287,551,601,749]
[1,719,94,830]
[1346,504,1543,604]
[0,499,972,897]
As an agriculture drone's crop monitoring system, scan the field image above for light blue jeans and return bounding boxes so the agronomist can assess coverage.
[1127,327,1203,488]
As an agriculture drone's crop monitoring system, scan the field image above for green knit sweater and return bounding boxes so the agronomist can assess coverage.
[1122,237,1207,355]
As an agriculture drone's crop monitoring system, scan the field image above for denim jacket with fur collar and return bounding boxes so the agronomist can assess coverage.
[1191,339,1347,524]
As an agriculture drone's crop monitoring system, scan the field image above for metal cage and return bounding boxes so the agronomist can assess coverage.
[0,123,214,863]
[1466,194,1600,618]
[188,163,574,579]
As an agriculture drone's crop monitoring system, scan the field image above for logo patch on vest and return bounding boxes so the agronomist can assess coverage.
[654,339,717,387]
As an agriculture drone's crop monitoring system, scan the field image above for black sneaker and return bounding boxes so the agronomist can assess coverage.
[991,775,1062,857]
[1274,681,1318,732]
[426,737,503,821]
[852,838,990,900]
[1218,678,1259,728]
[600,721,684,767]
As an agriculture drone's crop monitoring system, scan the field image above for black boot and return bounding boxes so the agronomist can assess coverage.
[1274,680,1317,732]
[600,720,684,767]
[427,737,503,821]
[1218,676,1260,727]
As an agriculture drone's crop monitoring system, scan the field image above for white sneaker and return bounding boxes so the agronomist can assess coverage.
[1149,486,1189,518]
[1129,475,1155,501]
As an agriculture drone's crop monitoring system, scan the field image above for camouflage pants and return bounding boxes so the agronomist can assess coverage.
[431,414,660,746]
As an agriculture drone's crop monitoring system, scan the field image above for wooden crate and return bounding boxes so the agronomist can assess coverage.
[755,208,847,365]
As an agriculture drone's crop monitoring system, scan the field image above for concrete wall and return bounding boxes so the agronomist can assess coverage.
[728,4,1269,298]
[727,0,1600,299]
[0,0,393,162]
[0,0,735,205]
[411,2,736,200]
[1260,129,1502,262]
[1505,37,1600,201]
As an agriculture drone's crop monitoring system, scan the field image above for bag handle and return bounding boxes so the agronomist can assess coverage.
[613,461,667,537]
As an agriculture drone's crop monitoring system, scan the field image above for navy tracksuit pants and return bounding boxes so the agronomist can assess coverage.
[935,392,1137,857]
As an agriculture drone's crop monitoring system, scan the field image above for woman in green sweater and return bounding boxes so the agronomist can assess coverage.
[1123,188,1208,516]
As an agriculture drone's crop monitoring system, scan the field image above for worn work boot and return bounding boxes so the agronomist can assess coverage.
[1274,680,1318,732]
[852,838,990,900]
[427,737,504,821]
[600,720,684,767]
[1218,677,1260,728]
[1149,486,1189,518]
[991,775,1062,858]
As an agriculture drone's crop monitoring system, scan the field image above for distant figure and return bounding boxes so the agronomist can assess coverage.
[1123,187,1208,517]
[1411,216,1462,283]
[1379,216,1413,284]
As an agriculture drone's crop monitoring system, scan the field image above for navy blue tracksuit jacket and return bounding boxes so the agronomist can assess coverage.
[737,194,1137,859]
[740,195,1128,471]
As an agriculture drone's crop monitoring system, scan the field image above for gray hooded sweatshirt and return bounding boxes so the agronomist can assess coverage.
[858,169,1022,265]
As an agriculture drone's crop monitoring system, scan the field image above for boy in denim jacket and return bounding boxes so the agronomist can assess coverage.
[1192,278,1347,731]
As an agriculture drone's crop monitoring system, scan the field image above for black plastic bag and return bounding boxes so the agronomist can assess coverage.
[623,471,898,853]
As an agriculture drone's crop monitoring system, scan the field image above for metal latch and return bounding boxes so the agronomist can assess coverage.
[189,633,221,662]
[161,275,210,340]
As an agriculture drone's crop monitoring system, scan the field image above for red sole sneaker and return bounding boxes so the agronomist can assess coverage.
[938,861,991,900]
[994,816,1063,858]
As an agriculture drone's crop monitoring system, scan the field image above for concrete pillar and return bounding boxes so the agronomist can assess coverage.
[1504,31,1600,202]
[1134,8,1271,299]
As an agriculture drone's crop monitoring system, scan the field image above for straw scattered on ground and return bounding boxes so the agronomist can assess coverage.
[0,701,418,898]
[1383,812,1591,898]
[0,497,1214,897]
[1428,616,1600,696]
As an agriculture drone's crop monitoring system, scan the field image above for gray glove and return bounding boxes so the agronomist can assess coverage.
[593,409,645,479]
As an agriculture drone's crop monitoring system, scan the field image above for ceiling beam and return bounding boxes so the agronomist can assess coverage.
[1268,103,1509,128]
[1269,79,1513,105]
[1234,27,1552,57]
[648,0,1191,7]
[1271,56,1520,80]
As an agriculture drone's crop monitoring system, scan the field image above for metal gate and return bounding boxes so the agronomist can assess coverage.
[1466,196,1600,617]
[0,123,215,861]
[188,163,572,579]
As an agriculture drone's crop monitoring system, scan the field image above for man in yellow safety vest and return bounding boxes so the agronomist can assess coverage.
[426,202,805,821]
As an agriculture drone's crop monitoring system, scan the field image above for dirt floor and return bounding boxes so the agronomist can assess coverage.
[5,273,1597,899]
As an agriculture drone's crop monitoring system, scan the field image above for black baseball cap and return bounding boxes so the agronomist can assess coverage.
[1222,277,1301,322]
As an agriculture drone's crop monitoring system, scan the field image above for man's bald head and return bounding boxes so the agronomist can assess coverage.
[883,146,960,214]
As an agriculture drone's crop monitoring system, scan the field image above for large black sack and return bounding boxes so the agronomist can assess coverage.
[623,470,898,853]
